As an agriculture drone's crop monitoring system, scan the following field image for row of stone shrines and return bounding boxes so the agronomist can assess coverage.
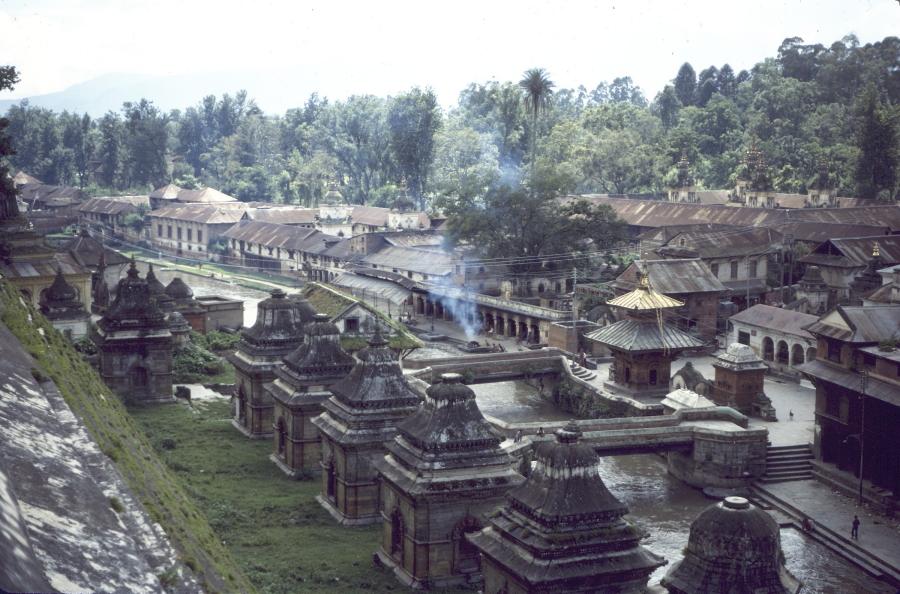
[229,290,799,593]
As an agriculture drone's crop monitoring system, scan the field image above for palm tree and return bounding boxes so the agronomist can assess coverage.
[518,68,555,194]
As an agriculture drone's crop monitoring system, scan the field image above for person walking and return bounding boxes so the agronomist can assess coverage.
[514,430,522,443]
[852,515,860,539]
[789,409,794,420]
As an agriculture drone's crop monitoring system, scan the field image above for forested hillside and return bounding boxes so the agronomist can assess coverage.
[4,34,899,203]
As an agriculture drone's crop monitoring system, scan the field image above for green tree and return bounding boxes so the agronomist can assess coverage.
[221,166,274,202]
[123,212,146,234]
[388,87,442,207]
[430,119,500,200]
[853,83,900,200]
[673,63,697,107]
[519,68,555,193]
[654,85,682,130]
[0,66,20,213]
[436,167,626,281]
[122,99,169,189]
[97,112,122,189]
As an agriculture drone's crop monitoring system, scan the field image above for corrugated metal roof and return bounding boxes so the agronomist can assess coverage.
[18,184,90,206]
[657,226,782,259]
[775,221,890,245]
[383,232,444,248]
[803,305,900,343]
[330,273,412,306]
[58,233,131,268]
[221,220,348,258]
[580,196,900,232]
[350,205,390,226]
[801,235,900,268]
[719,279,769,296]
[797,359,900,406]
[612,259,726,295]
[344,264,420,289]
[149,205,248,224]
[77,198,138,216]
[245,208,318,225]
[729,304,817,339]
[12,171,42,185]
[1,254,90,279]
[361,245,452,276]
[584,319,705,353]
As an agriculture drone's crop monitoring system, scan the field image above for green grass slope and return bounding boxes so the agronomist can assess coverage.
[0,276,255,594]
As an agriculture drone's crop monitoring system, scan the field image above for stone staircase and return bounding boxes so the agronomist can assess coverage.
[569,362,597,382]
[750,485,900,588]
[758,444,813,484]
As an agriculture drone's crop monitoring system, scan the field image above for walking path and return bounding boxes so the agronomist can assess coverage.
[755,480,900,588]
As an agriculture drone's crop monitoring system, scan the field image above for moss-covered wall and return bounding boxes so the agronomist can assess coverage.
[0,275,256,594]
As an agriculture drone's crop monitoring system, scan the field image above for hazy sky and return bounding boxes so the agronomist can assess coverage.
[3,0,900,107]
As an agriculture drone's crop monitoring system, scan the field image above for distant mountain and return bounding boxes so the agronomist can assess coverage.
[0,64,457,117]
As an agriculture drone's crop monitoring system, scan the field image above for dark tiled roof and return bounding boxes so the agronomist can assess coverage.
[585,319,705,353]
[797,359,900,406]
[729,305,817,339]
[657,226,782,259]
[77,198,138,216]
[800,235,900,268]
[612,259,725,295]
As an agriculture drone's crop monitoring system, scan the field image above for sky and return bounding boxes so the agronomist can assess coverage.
[2,0,900,109]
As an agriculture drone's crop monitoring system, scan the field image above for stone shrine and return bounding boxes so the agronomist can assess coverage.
[39,267,91,340]
[468,421,665,593]
[91,260,174,404]
[268,314,355,476]
[661,496,800,594]
[373,373,524,589]
[711,343,769,415]
[228,288,316,439]
[312,330,421,525]
[794,265,829,315]
[586,266,705,397]
[164,277,205,330]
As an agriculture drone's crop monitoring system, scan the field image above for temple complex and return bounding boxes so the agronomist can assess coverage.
[39,267,91,340]
[667,151,698,203]
[268,313,355,476]
[585,266,705,397]
[468,421,666,593]
[373,373,524,589]
[805,155,838,208]
[91,260,174,404]
[228,289,316,439]
[312,329,421,525]
[661,496,801,594]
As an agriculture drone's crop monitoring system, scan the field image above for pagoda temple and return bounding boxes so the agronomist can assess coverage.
[373,373,524,589]
[312,329,421,525]
[468,421,666,593]
[661,496,800,594]
[228,289,316,439]
[268,313,355,476]
[39,267,91,340]
[667,151,698,203]
[586,265,705,398]
[91,260,175,404]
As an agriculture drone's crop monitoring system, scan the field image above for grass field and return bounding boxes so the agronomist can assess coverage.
[130,397,473,593]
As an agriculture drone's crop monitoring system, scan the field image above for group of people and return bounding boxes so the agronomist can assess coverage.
[478,324,535,345]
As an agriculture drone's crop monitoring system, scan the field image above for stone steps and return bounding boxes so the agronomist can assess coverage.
[750,485,900,588]
[569,363,596,382]
[759,444,813,484]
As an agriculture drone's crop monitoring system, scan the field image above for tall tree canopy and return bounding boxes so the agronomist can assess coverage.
[519,68,555,192]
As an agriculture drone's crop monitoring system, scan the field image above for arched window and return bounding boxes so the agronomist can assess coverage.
[326,459,337,501]
[452,517,482,575]
[777,340,789,365]
[762,337,775,361]
[791,344,805,367]
[276,418,286,456]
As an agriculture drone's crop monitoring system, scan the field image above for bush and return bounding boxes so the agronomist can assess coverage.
[173,344,225,383]
[72,335,97,355]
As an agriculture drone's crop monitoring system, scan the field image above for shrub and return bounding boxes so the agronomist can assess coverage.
[173,344,225,383]
[72,336,97,355]
[108,496,126,513]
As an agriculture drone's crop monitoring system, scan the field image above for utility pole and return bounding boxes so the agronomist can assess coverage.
[858,370,868,506]
[572,267,578,357]
[746,257,751,311]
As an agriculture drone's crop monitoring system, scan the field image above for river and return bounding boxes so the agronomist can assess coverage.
[133,263,270,327]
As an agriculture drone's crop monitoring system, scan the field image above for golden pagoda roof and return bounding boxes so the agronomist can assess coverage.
[607,264,684,310]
